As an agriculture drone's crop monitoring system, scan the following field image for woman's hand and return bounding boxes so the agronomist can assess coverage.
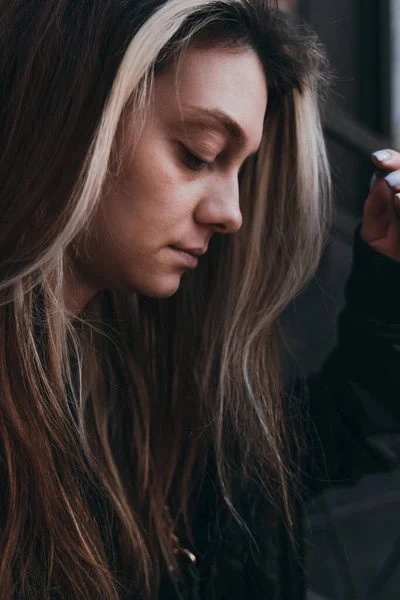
[361,149,400,262]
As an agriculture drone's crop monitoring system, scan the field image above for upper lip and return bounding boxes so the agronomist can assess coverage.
[171,246,207,257]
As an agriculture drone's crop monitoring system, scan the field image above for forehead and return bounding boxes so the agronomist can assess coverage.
[154,46,268,146]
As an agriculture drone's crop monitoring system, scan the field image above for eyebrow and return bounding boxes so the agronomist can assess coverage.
[182,106,251,146]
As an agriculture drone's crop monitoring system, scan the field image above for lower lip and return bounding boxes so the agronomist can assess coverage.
[170,247,199,269]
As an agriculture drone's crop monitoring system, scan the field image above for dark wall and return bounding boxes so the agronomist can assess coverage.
[299,0,392,223]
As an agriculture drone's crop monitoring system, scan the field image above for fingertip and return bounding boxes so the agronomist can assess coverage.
[372,149,392,163]
[385,169,400,188]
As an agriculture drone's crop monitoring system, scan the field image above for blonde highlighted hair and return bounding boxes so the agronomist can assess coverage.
[0,0,330,598]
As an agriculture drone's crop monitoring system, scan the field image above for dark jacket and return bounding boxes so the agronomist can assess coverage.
[160,229,400,600]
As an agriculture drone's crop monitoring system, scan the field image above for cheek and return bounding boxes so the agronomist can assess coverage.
[110,147,193,235]
[95,175,181,256]
[96,132,204,260]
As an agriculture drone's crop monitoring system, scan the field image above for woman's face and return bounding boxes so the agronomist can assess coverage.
[72,45,267,307]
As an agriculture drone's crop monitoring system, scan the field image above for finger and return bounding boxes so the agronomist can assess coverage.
[393,192,400,217]
[371,149,400,193]
[370,168,400,217]
[385,169,400,194]
[361,177,392,244]
[371,148,400,171]
[369,171,385,193]
[369,200,400,261]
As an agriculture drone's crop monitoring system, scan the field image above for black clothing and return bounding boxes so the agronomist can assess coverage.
[161,229,400,599]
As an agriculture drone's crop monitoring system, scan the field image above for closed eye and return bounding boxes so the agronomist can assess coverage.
[179,143,256,176]
[180,144,211,172]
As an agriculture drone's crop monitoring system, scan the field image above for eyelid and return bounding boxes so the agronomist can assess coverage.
[180,142,212,160]
[180,144,210,172]
[180,127,223,154]
[177,136,255,175]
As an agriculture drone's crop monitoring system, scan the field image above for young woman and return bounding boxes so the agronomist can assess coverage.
[1,0,400,598]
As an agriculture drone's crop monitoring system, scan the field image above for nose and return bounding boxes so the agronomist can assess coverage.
[194,179,243,235]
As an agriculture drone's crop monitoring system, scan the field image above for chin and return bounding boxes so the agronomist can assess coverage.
[134,274,182,299]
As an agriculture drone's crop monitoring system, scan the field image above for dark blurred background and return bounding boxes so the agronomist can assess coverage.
[278,1,400,598]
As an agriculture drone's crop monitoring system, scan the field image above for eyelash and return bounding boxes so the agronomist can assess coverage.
[181,145,210,172]
[180,144,252,175]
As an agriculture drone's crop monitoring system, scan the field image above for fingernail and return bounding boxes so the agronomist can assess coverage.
[385,169,400,187]
[373,150,391,162]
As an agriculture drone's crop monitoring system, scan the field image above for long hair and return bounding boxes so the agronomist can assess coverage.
[0,0,330,598]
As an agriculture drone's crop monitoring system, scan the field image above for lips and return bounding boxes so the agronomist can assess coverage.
[169,245,206,269]
[170,246,207,257]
